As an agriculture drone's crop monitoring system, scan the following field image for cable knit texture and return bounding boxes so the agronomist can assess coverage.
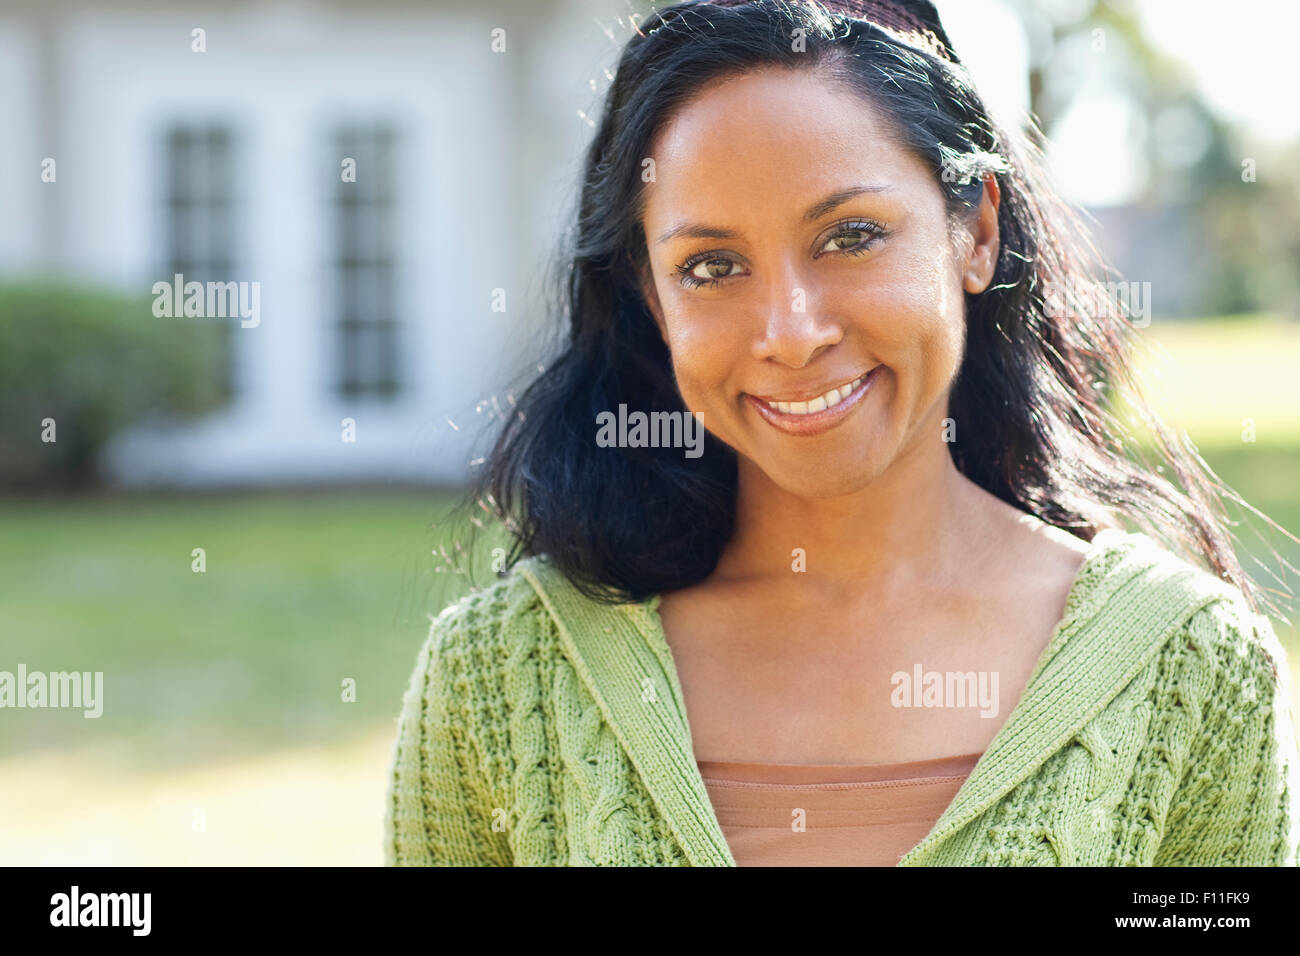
[383,529,1300,866]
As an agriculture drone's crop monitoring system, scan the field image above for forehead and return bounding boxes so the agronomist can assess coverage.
[643,65,925,221]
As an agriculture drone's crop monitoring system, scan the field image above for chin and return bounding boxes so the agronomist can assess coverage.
[759,456,883,501]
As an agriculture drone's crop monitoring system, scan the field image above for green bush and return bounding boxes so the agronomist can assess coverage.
[0,281,228,489]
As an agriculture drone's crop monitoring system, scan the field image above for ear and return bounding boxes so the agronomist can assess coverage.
[961,174,1001,295]
[638,261,669,345]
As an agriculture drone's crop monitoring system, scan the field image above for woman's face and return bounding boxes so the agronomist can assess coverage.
[639,65,1000,499]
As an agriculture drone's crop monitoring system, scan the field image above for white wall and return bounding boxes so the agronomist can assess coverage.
[0,18,41,272]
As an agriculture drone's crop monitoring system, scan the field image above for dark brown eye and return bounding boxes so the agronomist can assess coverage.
[819,220,886,256]
[675,254,747,288]
[825,231,867,252]
[695,258,736,279]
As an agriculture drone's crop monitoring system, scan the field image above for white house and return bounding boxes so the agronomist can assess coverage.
[0,0,638,485]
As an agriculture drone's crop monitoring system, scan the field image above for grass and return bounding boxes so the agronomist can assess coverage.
[1124,314,1300,641]
[0,491,482,771]
[1126,314,1300,447]
[0,489,507,864]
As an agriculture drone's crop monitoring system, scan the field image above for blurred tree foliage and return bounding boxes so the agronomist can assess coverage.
[1010,0,1300,317]
[0,282,228,490]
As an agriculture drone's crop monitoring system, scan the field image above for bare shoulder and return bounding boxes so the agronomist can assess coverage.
[959,499,1094,643]
[973,483,1091,574]
[1021,517,1093,565]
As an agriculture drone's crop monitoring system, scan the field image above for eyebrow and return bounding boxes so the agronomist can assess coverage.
[653,183,895,246]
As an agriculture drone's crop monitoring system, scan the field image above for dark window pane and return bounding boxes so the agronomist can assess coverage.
[163,122,238,398]
[332,123,401,399]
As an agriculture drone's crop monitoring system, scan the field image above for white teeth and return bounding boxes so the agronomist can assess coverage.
[764,372,869,416]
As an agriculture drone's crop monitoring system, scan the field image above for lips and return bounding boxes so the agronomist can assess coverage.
[745,365,882,436]
[753,370,871,416]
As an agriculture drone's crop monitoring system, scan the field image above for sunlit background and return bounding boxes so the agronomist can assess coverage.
[1,0,1297,865]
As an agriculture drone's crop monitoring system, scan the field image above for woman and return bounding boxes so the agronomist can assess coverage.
[385,0,1299,866]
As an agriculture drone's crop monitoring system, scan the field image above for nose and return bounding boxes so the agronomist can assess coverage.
[749,261,843,367]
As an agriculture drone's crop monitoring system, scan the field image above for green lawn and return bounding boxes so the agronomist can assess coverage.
[1128,315,1300,659]
[1175,445,1300,656]
[0,491,484,769]
[0,489,510,864]
[1130,315,1300,447]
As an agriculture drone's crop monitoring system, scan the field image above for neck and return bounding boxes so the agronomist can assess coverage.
[715,431,997,595]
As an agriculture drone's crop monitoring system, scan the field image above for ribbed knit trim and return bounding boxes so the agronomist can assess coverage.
[517,562,737,865]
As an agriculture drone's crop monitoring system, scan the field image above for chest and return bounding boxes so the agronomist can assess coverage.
[656,582,1066,765]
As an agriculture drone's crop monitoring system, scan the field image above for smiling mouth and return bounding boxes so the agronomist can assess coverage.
[754,370,872,415]
[744,365,883,435]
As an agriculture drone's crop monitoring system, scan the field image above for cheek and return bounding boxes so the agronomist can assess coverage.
[848,253,965,373]
[661,309,745,399]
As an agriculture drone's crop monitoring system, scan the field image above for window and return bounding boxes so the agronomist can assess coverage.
[163,124,237,401]
[332,125,400,400]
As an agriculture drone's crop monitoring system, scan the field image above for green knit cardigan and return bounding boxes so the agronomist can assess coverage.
[383,529,1300,866]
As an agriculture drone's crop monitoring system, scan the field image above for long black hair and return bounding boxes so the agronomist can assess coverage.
[464,0,1293,619]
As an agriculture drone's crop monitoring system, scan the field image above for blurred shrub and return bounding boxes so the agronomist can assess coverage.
[0,282,227,489]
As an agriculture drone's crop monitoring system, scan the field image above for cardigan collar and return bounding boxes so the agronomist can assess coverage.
[517,529,1228,866]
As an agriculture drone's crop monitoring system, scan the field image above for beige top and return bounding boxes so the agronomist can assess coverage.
[697,751,982,866]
